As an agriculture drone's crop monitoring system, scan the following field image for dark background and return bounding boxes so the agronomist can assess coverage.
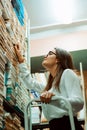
[31,49,87,73]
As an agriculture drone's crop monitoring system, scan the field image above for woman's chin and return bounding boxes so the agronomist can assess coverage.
[42,62,47,69]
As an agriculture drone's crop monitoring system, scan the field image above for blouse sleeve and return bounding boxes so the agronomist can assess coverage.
[18,63,45,94]
[62,69,84,113]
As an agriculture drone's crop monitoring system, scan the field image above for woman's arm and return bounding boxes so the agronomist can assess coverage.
[14,44,45,93]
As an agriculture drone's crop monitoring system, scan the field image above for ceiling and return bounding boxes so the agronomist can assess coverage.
[22,0,87,29]
[22,0,87,39]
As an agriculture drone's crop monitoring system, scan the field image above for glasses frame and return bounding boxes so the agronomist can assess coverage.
[46,51,56,57]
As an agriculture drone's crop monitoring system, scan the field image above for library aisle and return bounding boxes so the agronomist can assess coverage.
[0,0,87,130]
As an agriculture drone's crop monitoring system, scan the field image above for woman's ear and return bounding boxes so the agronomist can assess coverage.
[56,59,60,64]
[56,59,58,63]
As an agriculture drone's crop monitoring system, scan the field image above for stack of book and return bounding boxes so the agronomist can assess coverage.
[0,0,12,20]
[0,47,6,129]
[15,77,30,112]
[0,94,4,129]
[4,112,24,130]
[5,62,17,105]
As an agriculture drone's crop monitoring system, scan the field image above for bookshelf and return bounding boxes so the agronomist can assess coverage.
[0,0,30,129]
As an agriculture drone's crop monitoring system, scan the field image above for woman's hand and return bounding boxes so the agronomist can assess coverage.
[14,44,25,63]
[40,91,55,103]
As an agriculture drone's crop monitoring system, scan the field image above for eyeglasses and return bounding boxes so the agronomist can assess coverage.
[46,51,56,57]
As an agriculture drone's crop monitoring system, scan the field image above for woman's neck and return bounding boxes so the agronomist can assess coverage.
[50,65,58,78]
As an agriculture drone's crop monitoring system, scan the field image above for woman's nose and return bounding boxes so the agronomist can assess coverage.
[44,54,48,58]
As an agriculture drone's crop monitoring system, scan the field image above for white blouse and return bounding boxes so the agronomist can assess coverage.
[18,63,84,121]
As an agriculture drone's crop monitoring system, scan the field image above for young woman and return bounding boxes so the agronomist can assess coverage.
[14,44,84,130]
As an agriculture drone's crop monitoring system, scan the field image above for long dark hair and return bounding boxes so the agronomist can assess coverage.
[44,48,75,91]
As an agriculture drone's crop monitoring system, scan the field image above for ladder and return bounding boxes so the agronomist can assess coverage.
[24,97,75,130]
